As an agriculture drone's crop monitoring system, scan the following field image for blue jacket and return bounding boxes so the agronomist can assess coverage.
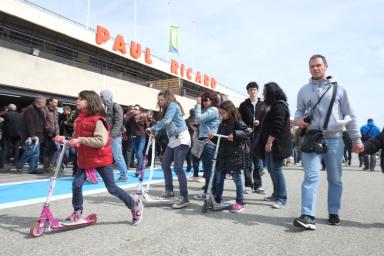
[360,121,380,139]
[194,104,220,138]
[151,102,187,138]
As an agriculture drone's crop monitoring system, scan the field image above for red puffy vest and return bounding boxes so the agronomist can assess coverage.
[74,112,113,169]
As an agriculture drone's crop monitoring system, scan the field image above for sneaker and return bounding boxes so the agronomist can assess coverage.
[293,215,316,230]
[62,210,86,225]
[135,170,140,177]
[189,176,203,182]
[271,201,285,209]
[171,196,190,209]
[193,193,207,200]
[254,187,266,195]
[131,199,143,226]
[264,196,276,202]
[328,214,341,226]
[225,174,233,180]
[243,187,252,194]
[230,203,245,213]
[161,190,175,198]
[115,176,128,183]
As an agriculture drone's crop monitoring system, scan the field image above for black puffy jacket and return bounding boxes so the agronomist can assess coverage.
[213,119,250,173]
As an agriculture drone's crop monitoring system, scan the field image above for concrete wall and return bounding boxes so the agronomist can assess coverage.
[0,47,197,112]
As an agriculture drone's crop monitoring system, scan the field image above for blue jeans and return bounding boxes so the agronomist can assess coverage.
[132,135,146,171]
[17,142,40,173]
[201,142,216,194]
[111,135,128,178]
[72,165,135,211]
[215,170,244,204]
[265,152,287,204]
[161,144,190,197]
[301,138,344,216]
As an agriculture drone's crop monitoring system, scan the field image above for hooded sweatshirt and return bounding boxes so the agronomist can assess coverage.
[100,89,125,138]
[295,78,361,143]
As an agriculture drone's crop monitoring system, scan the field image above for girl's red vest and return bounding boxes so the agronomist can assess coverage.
[75,112,113,169]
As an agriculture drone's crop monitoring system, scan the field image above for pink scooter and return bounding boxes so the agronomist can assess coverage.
[29,140,97,238]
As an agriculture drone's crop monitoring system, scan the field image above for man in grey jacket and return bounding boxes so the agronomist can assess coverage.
[293,54,363,230]
[100,89,128,182]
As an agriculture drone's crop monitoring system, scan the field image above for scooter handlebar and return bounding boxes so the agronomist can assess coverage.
[212,134,229,139]
[56,136,80,147]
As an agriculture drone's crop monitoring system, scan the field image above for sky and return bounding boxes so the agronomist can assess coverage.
[28,0,384,128]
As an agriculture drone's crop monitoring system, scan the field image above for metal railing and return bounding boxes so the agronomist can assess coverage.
[0,24,218,98]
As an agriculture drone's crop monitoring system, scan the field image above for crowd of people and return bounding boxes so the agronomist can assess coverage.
[0,54,383,229]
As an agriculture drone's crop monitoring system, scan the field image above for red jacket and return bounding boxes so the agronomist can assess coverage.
[75,113,113,169]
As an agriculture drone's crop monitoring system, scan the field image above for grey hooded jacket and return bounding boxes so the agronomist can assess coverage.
[100,89,125,138]
[295,78,361,144]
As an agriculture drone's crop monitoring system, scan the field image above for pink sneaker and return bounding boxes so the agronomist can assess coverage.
[131,199,144,226]
[62,210,87,225]
[230,203,245,213]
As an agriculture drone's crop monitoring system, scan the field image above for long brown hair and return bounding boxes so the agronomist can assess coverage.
[157,90,184,118]
[219,100,241,122]
[78,90,106,116]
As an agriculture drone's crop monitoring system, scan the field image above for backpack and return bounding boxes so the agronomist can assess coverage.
[362,126,373,142]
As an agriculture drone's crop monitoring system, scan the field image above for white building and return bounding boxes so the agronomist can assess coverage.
[0,0,245,113]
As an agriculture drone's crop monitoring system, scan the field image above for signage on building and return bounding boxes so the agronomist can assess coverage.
[96,25,216,89]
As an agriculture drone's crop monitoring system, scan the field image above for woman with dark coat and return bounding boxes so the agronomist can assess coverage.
[258,82,292,209]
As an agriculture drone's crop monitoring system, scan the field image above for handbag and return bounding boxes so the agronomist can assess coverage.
[191,131,207,158]
[301,83,337,154]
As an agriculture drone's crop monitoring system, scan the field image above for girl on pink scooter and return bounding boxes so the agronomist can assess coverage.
[64,90,143,225]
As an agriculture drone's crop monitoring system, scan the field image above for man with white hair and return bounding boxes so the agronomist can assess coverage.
[2,104,23,165]
[100,89,128,182]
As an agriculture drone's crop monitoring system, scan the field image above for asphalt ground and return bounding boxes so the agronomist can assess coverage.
[1,155,384,256]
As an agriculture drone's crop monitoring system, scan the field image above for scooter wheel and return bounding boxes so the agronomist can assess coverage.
[201,202,208,214]
[29,222,45,238]
[86,214,97,225]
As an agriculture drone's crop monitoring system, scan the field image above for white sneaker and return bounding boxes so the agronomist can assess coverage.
[271,201,285,209]
[254,187,266,195]
[193,193,207,200]
[243,187,252,194]
[189,176,203,182]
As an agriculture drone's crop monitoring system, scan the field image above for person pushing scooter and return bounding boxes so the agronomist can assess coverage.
[64,90,143,226]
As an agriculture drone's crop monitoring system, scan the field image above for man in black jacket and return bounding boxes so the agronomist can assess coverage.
[2,104,23,164]
[17,95,46,174]
[238,82,266,194]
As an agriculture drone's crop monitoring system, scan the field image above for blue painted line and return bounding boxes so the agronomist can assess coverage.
[0,167,170,207]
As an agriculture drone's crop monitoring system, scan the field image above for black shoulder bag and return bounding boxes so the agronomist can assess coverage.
[301,83,337,154]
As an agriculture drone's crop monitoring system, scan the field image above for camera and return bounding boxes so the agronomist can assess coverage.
[303,113,313,124]
[313,142,328,154]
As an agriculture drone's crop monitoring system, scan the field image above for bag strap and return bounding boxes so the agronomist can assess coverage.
[323,83,337,131]
[312,85,332,112]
